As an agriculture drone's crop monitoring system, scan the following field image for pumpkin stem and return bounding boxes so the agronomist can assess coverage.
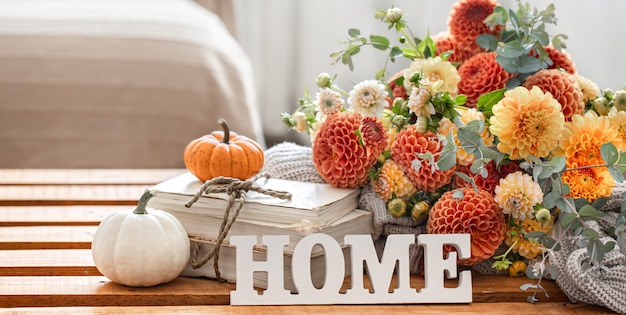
[133,190,155,215]
[218,118,230,144]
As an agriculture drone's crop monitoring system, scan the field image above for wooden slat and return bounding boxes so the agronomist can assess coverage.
[0,185,148,206]
[0,169,184,185]
[0,226,96,249]
[0,276,234,307]
[0,303,612,315]
[0,206,124,226]
[0,249,100,276]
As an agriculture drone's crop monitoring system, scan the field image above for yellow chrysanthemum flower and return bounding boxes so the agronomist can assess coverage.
[608,107,626,152]
[373,159,416,201]
[438,108,494,166]
[489,86,565,160]
[494,172,543,221]
[562,161,615,202]
[554,111,619,165]
[403,56,460,95]
[505,217,554,260]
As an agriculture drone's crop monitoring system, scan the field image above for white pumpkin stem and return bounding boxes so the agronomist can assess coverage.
[218,118,230,144]
[133,190,155,215]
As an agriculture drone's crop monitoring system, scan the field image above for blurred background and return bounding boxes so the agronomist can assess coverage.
[233,0,626,147]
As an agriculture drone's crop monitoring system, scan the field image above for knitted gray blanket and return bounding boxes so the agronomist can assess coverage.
[261,142,625,313]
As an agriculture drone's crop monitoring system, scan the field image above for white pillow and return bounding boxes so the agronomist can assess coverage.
[0,0,264,168]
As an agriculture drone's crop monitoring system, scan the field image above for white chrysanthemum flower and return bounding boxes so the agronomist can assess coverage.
[407,86,435,117]
[314,88,344,115]
[403,56,460,95]
[347,80,388,117]
[575,74,601,103]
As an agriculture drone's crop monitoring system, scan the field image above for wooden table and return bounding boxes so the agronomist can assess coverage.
[0,169,615,314]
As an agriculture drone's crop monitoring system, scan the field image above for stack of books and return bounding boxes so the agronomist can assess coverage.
[148,172,372,291]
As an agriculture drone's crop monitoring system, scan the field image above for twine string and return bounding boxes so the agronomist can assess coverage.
[185,172,291,282]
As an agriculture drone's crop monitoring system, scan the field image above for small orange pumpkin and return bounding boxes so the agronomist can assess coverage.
[184,119,264,181]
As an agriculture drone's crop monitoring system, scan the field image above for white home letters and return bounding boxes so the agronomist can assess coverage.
[229,233,472,305]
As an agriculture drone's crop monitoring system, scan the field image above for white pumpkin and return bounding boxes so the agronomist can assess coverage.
[91,190,190,287]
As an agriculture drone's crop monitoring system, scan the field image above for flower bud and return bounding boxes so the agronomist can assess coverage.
[415,115,429,133]
[535,208,551,224]
[410,201,429,222]
[409,71,421,84]
[391,114,405,129]
[292,111,308,132]
[508,260,527,277]
[614,90,626,111]
[593,97,610,115]
[392,97,408,113]
[604,88,615,101]
[387,198,407,217]
[315,73,332,88]
[386,7,403,23]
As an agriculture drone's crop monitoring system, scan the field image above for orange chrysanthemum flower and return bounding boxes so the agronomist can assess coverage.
[505,218,554,260]
[391,126,456,193]
[447,0,500,54]
[427,187,507,266]
[554,111,619,165]
[489,86,565,160]
[544,45,576,74]
[373,160,417,201]
[312,111,387,188]
[457,52,515,107]
[523,69,584,121]
[433,31,482,64]
[562,162,615,202]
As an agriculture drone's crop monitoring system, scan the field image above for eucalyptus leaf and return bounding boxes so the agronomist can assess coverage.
[389,46,404,61]
[601,142,619,164]
[476,34,499,51]
[608,165,625,183]
[348,28,362,38]
[579,204,606,220]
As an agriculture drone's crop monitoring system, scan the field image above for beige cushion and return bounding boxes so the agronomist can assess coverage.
[0,0,264,168]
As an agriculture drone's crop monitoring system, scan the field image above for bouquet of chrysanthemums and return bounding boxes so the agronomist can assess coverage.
[282,0,626,306]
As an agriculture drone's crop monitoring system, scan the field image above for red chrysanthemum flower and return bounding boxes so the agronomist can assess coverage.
[447,0,500,53]
[453,160,500,194]
[312,111,387,188]
[386,70,408,106]
[434,31,482,64]
[523,69,584,121]
[391,126,455,192]
[498,160,521,178]
[458,52,515,107]
[427,187,507,266]
[544,45,576,74]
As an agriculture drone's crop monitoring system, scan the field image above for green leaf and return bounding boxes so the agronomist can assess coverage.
[477,88,505,118]
[559,212,579,229]
[530,29,550,46]
[496,40,525,58]
[400,47,419,59]
[601,142,619,164]
[370,35,390,50]
[608,165,625,183]
[375,69,386,81]
[348,28,361,38]
[476,34,499,51]
[389,46,404,61]
[579,204,606,220]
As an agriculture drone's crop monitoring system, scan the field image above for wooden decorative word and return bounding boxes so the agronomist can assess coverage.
[229,233,471,305]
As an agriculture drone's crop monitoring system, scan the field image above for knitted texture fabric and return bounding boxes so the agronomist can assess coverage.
[549,183,626,314]
[261,142,325,184]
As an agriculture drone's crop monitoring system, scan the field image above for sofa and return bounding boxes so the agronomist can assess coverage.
[0,0,265,168]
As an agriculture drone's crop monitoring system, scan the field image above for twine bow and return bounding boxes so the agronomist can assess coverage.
[185,172,292,282]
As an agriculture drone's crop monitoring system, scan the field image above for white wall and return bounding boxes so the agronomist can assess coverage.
[234,0,626,145]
